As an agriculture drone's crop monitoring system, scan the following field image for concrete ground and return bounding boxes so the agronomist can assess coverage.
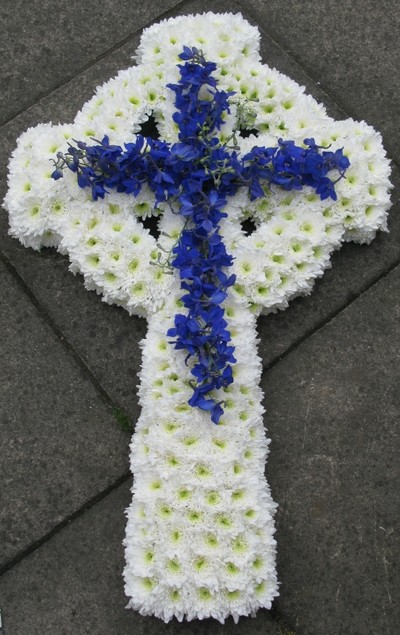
[0,1,399,634]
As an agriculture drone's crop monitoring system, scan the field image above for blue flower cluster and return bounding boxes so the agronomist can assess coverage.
[52,134,180,203]
[52,46,350,423]
[241,139,350,201]
[164,48,238,423]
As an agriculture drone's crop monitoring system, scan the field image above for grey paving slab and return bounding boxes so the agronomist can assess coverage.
[0,259,130,569]
[0,243,147,417]
[263,264,400,635]
[0,0,184,126]
[244,0,400,166]
[0,0,398,423]
[0,481,284,635]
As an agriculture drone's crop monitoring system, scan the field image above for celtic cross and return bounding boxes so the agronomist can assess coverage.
[5,13,391,624]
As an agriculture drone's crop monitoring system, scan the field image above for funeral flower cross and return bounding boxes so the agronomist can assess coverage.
[4,13,392,624]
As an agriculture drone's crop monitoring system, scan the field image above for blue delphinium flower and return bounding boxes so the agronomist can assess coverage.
[52,46,349,423]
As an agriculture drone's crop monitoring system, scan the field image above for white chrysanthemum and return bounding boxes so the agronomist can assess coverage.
[136,12,261,68]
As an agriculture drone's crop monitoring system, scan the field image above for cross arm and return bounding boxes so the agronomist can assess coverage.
[224,118,392,315]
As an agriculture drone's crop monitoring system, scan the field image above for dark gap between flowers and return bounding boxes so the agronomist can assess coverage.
[241,218,258,235]
[238,128,259,138]
[137,114,160,140]
[141,214,161,239]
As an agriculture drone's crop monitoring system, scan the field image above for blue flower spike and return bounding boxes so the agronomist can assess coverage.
[52,46,349,423]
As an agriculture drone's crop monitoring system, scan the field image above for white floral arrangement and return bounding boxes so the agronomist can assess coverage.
[4,12,392,625]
